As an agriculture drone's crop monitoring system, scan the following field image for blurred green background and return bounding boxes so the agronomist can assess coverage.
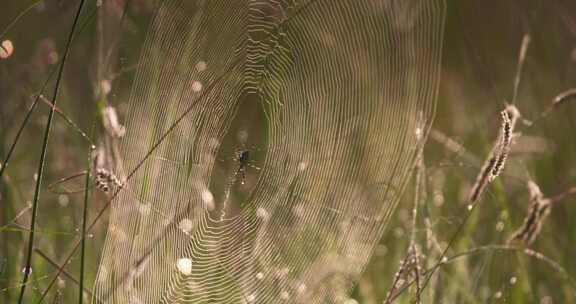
[1,0,576,303]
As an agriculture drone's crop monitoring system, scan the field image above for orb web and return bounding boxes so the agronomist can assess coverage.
[93,0,446,303]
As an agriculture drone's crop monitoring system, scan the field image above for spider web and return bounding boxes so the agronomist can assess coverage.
[92,0,445,303]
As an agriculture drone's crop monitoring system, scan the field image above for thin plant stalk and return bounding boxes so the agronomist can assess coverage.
[37,95,94,146]
[510,34,530,106]
[17,1,86,302]
[79,135,93,304]
[414,202,479,301]
[33,249,94,299]
[0,97,39,180]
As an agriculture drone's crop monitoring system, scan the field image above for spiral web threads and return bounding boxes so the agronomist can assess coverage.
[92,1,445,303]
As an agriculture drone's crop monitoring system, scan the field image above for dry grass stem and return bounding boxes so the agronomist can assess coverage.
[534,88,576,122]
[510,181,576,245]
[552,88,576,107]
[511,34,531,105]
[383,245,422,304]
[509,181,551,245]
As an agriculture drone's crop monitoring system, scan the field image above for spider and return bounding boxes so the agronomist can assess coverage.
[236,150,252,185]
[231,148,264,186]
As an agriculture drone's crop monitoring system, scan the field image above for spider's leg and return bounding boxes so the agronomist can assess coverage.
[247,163,261,170]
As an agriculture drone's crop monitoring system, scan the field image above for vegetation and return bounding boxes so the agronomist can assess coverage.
[1,0,575,303]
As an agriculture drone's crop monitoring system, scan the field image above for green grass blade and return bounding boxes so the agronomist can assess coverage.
[0,96,40,180]
[79,143,92,304]
[16,1,87,303]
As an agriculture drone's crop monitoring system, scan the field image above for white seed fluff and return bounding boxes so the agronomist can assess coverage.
[192,80,203,92]
[176,258,192,275]
[179,218,193,233]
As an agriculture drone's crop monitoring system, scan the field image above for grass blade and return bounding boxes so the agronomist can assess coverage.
[0,96,40,179]
[78,140,92,304]
[16,1,87,302]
